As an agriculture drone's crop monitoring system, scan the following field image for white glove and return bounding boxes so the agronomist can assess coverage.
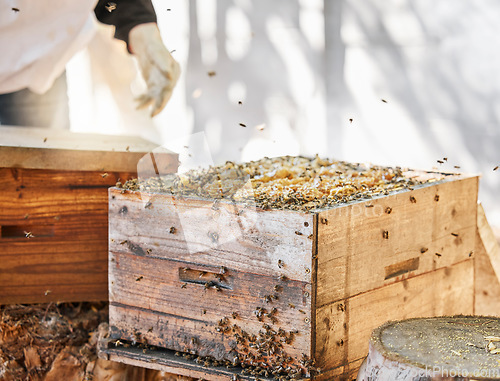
[128,23,180,117]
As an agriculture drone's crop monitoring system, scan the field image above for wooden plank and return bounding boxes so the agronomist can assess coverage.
[99,339,278,381]
[315,259,474,373]
[108,250,312,365]
[0,125,178,172]
[477,203,500,283]
[109,189,314,283]
[0,168,134,304]
[316,176,478,308]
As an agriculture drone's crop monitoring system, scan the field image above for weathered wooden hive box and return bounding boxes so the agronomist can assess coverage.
[0,126,177,305]
[107,156,478,380]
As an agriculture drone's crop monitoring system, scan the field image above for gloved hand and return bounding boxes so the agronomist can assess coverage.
[128,23,180,117]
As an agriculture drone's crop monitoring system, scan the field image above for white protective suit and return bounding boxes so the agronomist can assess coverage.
[0,0,98,94]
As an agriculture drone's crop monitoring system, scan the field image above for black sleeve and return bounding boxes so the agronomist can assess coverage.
[94,0,157,46]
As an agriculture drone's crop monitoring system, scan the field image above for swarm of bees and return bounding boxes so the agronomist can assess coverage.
[119,155,438,212]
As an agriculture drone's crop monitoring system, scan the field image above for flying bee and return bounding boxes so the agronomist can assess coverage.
[279,274,287,281]
[410,196,417,203]
[24,231,34,239]
[144,201,152,208]
[105,2,117,12]
[278,260,284,268]
[199,271,207,278]
[170,226,177,234]
[232,311,238,319]
[136,276,144,281]
[220,266,227,274]
[181,283,187,289]
[382,230,389,239]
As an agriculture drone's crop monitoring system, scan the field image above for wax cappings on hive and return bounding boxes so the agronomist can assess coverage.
[119,155,444,211]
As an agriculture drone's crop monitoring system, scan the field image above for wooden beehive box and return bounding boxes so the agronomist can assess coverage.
[0,126,177,305]
[106,160,478,380]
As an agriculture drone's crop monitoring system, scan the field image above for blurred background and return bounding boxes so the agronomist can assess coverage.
[66,0,500,229]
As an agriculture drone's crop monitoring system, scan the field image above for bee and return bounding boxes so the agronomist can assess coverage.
[437,160,444,164]
[181,283,187,288]
[232,311,238,319]
[279,274,288,281]
[12,7,20,12]
[105,2,117,12]
[144,201,152,208]
[220,266,227,274]
[199,271,207,278]
[204,281,215,289]
[381,99,388,103]
[125,145,130,151]
[136,276,144,281]
[101,173,108,178]
[365,204,374,208]
[288,303,295,309]
[409,196,417,203]
[349,118,353,123]
[451,232,459,237]
[494,166,499,171]
[120,240,127,245]
[273,285,282,292]
[278,260,284,269]
[146,248,152,254]
[191,337,197,345]
[454,165,461,169]
[420,247,428,253]
[320,217,328,225]
[24,231,34,239]
[434,195,440,202]
[207,71,216,77]
[169,226,176,234]
[202,309,206,314]
[208,231,219,244]
[435,252,442,257]
[44,289,51,296]
[239,123,247,128]
[147,327,153,332]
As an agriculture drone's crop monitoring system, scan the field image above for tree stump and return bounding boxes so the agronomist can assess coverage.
[357,316,500,380]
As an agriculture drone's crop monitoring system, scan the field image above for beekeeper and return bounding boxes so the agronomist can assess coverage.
[0,0,180,129]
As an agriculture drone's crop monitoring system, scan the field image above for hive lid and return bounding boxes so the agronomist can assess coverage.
[0,125,175,172]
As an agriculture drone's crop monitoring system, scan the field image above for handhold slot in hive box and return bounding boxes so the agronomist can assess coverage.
[384,257,420,280]
[0,225,55,239]
[178,267,232,290]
